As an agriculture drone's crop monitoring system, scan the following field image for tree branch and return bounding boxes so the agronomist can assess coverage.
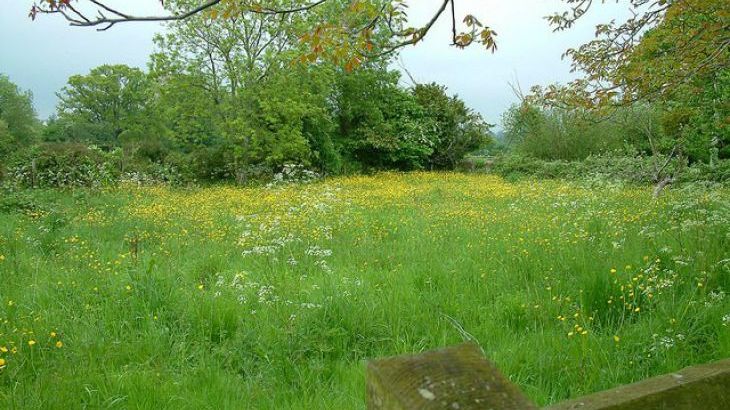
[34,0,224,30]
[32,0,340,30]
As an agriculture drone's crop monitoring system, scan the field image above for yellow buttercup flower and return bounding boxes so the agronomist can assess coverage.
[55,341,63,348]
[28,340,36,347]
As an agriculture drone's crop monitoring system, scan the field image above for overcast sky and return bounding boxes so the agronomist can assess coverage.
[1,1,627,126]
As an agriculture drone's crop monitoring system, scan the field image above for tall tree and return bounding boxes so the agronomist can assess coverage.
[412,83,491,169]
[542,0,730,107]
[55,64,153,145]
[151,0,307,98]
[0,74,40,156]
[335,68,434,170]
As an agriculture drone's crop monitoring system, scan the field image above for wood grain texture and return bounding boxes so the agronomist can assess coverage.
[546,358,730,410]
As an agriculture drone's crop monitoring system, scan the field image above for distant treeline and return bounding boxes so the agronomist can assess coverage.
[0,65,491,187]
[1,2,493,187]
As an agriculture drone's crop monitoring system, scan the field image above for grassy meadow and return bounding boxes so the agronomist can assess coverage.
[0,173,728,408]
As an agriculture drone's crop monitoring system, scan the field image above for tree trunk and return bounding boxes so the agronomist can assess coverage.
[653,175,674,198]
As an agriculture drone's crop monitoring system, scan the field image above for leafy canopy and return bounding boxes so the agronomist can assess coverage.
[54,65,160,146]
[0,75,40,155]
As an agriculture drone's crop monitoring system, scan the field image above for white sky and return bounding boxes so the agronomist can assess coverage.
[0,1,629,126]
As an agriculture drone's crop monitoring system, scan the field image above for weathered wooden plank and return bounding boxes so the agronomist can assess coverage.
[546,358,730,410]
[367,342,538,410]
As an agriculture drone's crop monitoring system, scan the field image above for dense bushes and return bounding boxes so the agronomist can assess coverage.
[497,69,729,187]
[413,83,490,169]
[3,143,184,188]
[501,104,655,160]
[489,154,730,184]
[5,144,117,188]
[1,65,493,188]
[503,68,729,166]
[335,69,433,171]
[332,74,491,172]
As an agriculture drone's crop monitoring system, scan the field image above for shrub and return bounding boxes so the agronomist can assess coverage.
[412,83,492,169]
[2,143,182,188]
[0,189,43,214]
[502,105,632,160]
[490,154,730,185]
[7,143,120,188]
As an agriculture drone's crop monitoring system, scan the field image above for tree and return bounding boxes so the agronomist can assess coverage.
[502,103,636,161]
[542,0,729,108]
[222,67,337,175]
[527,0,730,194]
[147,0,319,154]
[0,74,40,156]
[412,83,491,169]
[335,68,434,170]
[0,119,12,159]
[151,0,307,97]
[54,64,157,146]
[148,69,222,149]
[147,4,341,178]
[32,1,728,93]
[31,0,498,67]
[661,71,730,163]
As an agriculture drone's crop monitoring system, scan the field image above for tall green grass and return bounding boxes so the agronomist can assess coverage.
[0,173,728,408]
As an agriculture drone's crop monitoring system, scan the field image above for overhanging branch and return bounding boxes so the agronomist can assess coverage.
[31,0,335,31]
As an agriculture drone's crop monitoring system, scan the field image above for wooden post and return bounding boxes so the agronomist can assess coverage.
[31,158,37,188]
[546,358,730,410]
[367,342,538,410]
[367,344,729,410]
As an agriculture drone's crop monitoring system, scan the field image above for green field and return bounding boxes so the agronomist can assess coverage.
[0,173,728,408]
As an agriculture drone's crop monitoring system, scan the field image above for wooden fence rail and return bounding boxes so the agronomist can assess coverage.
[367,343,730,410]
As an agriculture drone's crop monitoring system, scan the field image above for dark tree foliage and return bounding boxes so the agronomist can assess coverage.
[0,75,40,156]
[335,68,433,171]
[51,65,160,146]
[412,83,491,169]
